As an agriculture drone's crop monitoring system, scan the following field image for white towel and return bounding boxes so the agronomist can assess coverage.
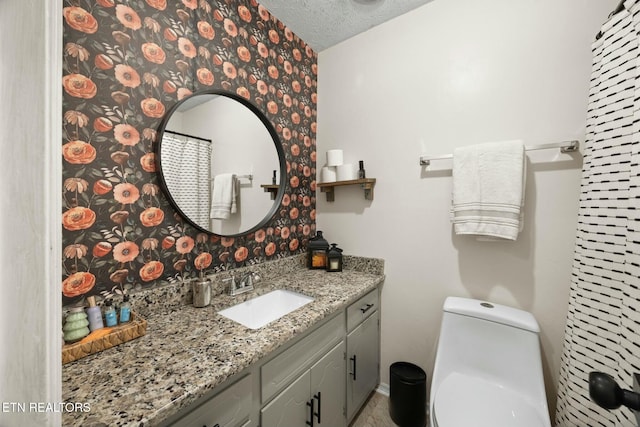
[210,173,238,219]
[451,140,526,241]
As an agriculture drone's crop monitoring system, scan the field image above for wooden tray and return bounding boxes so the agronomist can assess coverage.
[62,312,147,364]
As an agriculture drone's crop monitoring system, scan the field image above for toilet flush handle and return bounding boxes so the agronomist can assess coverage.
[589,372,640,411]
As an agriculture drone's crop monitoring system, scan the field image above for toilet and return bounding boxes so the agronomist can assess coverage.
[429,297,551,427]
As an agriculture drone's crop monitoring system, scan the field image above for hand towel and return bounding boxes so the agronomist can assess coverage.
[451,140,526,240]
[210,173,237,220]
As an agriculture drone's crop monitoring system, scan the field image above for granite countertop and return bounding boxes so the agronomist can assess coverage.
[62,264,384,426]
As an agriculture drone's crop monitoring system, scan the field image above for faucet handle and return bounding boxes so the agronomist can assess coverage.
[222,274,237,293]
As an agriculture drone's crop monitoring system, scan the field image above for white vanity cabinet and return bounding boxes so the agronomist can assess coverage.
[169,374,252,427]
[346,289,380,421]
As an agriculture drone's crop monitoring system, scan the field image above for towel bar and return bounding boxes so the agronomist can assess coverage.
[419,140,579,166]
[210,174,253,182]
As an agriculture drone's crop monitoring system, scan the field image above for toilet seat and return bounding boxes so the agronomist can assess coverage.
[433,372,547,427]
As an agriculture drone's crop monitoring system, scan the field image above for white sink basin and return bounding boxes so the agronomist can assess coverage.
[218,290,314,329]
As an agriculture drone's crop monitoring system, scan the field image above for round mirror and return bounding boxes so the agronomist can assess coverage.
[157,90,284,236]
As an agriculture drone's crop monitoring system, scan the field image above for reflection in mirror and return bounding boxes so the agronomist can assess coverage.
[158,92,282,236]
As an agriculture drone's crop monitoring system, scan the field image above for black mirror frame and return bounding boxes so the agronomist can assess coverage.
[156,89,286,237]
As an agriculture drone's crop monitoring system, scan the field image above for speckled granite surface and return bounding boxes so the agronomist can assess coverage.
[62,255,384,426]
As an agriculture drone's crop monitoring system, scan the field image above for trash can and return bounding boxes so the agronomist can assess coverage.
[389,362,427,427]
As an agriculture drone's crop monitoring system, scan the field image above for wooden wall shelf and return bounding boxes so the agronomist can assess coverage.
[317,178,376,202]
[260,184,279,200]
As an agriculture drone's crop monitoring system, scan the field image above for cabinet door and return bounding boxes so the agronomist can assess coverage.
[171,374,252,427]
[261,372,311,427]
[346,310,379,421]
[310,341,346,427]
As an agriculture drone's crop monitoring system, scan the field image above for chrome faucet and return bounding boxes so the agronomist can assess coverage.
[225,271,260,296]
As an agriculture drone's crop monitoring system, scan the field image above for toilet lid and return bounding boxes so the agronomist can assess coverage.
[434,372,548,427]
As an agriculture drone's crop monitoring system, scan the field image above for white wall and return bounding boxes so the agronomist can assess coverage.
[0,0,62,426]
[316,0,616,417]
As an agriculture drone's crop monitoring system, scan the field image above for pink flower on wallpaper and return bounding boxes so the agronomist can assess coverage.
[93,179,113,195]
[198,21,215,40]
[62,272,96,297]
[178,37,197,58]
[93,117,113,132]
[96,0,115,7]
[139,261,164,282]
[140,207,164,227]
[238,5,252,22]
[237,45,251,62]
[223,18,238,37]
[114,124,141,146]
[177,88,193,100]
[222,62,237,79]
[176,236,195,254]
[162,236,175,249]
[140,153,156,172]
[197,68,214,86]
[115,64,141,88]
[234,247,248,262]
[146,0,167,11]
[62,141,96,164]
[141,42,166,64]
[194,252,213,271]
[62,74,97,99]
[182,0,197,10]
[113,183,140,205]
[140,98,165,118]
[113,241,140,263]
[116,4,142,30]
[62,207,96,231]
[93,242,113,258]
[95,54,114,70]
[63,7,98,34]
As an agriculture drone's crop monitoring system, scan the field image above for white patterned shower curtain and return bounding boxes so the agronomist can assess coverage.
[161,134,212,229]
[556,1,640,425]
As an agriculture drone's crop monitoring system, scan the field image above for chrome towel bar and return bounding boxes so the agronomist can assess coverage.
[419,140,579,166]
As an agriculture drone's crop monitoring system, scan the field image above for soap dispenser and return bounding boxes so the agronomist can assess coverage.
[307,231,329,269]
[119,295,131,323]
[86,295,104,331]
[103,299,117,327]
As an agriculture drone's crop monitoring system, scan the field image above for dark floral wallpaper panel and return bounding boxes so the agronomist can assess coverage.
[61,0,318,306]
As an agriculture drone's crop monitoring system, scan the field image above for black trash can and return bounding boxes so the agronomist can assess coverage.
[389,362,427,427]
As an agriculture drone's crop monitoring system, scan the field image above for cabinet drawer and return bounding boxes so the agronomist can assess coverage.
[261,312,344,403]
[172,374,252,427]
[347,289,379,332]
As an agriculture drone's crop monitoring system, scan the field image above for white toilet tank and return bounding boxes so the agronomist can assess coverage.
[430,297,551,427]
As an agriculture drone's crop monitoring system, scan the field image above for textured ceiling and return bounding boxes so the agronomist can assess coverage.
[257,0,434,52]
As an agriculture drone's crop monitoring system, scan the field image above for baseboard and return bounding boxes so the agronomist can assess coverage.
[376,382,390,396]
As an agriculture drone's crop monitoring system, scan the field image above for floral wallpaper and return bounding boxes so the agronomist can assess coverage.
[61,0,317,306]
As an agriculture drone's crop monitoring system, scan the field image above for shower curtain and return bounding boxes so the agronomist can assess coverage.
[556,1,640,425]
[161,134,212,229]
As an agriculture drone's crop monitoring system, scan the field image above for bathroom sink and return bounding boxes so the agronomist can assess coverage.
[217,290,314,329]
